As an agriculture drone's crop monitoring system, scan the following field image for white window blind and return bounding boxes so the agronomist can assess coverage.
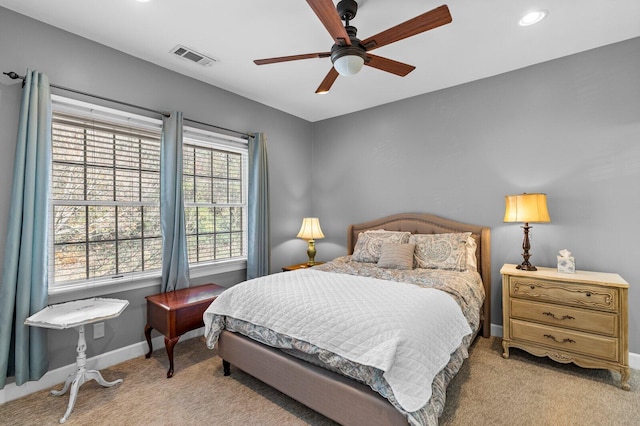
[50,100,162,290]
[183,130,248,266]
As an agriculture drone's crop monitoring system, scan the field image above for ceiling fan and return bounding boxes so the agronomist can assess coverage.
[254,0,452,94]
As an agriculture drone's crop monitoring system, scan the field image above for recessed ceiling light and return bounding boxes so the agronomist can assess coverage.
[519,10,548,26]
[136,0,151,3]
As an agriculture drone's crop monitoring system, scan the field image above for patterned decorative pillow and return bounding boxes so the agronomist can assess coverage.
[377,243,416,270]
[410,232,471,271]
[466,235,478,271]
[352,231,411,263]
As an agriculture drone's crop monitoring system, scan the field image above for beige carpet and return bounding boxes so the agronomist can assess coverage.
[1,336,638,425]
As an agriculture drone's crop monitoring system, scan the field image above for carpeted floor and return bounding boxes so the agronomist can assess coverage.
[1,336,638,425]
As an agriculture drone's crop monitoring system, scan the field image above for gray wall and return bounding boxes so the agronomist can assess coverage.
[0,7,314,369]
[311,37,640,353]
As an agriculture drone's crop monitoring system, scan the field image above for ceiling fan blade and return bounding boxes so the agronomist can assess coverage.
[254,52,331,65]
[315,68,339,94]
[365,54,415,77]
[306,0,351,46]
[361,4,452,51]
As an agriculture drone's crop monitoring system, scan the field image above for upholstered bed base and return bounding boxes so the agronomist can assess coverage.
[218,330,407,426]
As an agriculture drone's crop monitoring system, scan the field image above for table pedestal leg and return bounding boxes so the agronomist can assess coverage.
[51,325,123,424]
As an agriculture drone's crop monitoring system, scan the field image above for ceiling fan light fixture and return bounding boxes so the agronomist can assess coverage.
[333,54,365,76]
[519,10,548,26]
[331,39,367,76]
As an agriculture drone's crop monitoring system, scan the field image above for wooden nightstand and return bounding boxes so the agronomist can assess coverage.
[501,264,630,390]
[145,283,225,378]
[282,262,325,272]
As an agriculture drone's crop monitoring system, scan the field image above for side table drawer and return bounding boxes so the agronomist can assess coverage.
[510,298,617,337]
[510,277,618,312]
[510,319,619,362]
[173,301,209,336]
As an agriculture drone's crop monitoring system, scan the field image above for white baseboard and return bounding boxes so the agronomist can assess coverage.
[488,323,640,370]
[0,328,204,404]
[631,352,640,370]
[490,323,504,338]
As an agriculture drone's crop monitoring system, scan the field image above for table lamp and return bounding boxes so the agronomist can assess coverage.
[504,193,551,271]
[297,217,325,265]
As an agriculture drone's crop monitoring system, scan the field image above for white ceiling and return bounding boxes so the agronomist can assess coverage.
[1,0,640,122]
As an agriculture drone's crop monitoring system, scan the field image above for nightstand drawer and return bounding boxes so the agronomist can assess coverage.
[510,277,618,312]
[510,298,617,336]
[510,319,618,362]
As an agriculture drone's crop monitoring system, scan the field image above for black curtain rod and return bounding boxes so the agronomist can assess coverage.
[183,117,252,140]
[3,71,254,140]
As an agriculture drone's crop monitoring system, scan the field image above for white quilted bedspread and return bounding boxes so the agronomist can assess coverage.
[203,269,471,412]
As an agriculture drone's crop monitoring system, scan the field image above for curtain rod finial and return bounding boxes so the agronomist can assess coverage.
[3,71,21,80]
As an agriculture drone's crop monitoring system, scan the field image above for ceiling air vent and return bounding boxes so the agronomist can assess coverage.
[170,45,216,67]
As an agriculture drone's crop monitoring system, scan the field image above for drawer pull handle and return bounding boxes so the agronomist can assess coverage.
[586,292,592,297]
[542,312,575,321]
[530,285,536,290]
[544,334,576,344]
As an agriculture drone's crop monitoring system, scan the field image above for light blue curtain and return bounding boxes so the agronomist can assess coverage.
[160,112,190,292]
[247,132,270,279]
[0,70,51,388]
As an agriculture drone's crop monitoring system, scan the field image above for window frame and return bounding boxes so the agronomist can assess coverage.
[182,127,249,270]
[48,96,247,302]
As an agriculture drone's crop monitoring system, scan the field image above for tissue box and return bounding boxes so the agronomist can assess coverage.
[557,256,575,273]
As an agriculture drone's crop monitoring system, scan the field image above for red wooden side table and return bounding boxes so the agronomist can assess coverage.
[144,283,225,377]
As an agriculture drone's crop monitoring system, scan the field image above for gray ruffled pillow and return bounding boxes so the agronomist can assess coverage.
[377,243,416,270]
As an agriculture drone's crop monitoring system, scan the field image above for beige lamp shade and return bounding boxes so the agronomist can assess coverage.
[504,193,551,223]
[297,218,325,240]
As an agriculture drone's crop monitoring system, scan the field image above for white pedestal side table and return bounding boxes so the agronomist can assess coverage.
[25,297,129,424]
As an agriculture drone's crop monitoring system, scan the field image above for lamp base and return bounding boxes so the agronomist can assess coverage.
[306,239,317,266]
[516,263,537,271]
[516,223,537,271]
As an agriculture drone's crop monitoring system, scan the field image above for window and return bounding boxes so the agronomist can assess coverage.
[183,130,248,267]
[49,97,248,295]
[50,98,163,291]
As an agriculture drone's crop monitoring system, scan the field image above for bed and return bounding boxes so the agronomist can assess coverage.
[204,213,491,426]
